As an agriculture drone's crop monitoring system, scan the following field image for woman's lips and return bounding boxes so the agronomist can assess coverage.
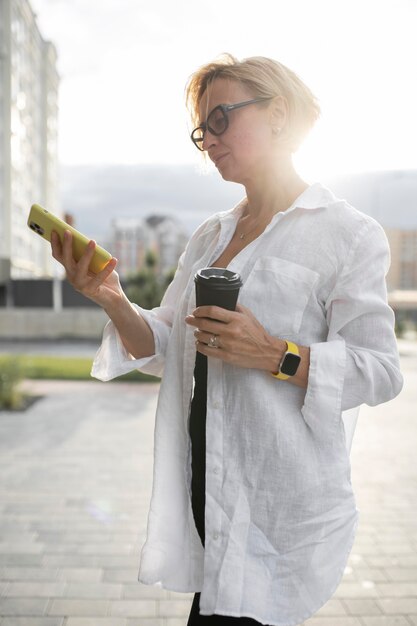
[214,153,229,166]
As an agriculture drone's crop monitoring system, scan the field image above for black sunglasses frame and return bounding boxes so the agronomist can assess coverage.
[191,97,272,151]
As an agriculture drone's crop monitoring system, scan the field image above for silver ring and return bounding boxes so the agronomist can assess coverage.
[208,334,219,348]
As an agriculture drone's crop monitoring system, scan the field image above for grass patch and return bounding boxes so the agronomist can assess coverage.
[0,355,159,383]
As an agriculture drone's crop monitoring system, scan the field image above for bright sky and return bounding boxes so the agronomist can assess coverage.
[31,0,417,180]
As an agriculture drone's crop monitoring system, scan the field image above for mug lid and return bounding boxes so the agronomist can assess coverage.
[194,267,242,288]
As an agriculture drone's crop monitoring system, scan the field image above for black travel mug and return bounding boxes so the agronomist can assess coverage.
[194,267,242,311]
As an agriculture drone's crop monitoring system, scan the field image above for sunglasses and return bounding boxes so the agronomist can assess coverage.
[191,97,272,151]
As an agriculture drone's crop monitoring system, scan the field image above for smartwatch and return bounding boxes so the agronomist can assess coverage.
[272,340,301,380]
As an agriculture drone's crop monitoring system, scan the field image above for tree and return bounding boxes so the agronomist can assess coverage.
[124,250,175,309]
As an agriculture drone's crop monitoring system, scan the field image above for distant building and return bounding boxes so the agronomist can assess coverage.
[111,215,188,279]
[112,218,156,279]
[146,215,188,276]
[385,228,417,290]
[0,0,59,290]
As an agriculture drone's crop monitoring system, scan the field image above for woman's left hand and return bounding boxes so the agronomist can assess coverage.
[185,304,286,372]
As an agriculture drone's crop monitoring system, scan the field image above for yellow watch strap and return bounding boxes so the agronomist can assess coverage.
[286,341,299,355]
[272,341,300,380]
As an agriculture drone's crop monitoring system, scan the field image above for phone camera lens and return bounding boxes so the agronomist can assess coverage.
[30,221,44,235]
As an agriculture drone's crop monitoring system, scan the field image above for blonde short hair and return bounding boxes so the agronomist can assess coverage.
[185,53,320,152]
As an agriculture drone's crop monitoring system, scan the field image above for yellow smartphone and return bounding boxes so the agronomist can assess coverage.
[28,203,112,274]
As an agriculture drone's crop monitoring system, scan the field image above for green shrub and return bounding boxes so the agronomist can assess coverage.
[0,357,24,409]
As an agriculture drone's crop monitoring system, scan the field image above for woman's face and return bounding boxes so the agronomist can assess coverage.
[198,78,277,184]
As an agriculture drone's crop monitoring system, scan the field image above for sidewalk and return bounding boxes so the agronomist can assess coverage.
[0,345,416,626]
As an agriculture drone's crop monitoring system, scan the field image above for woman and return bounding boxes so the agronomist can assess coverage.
[51,54,403,626]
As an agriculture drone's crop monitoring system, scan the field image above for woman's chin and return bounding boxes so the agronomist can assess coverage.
[216,163,238,183]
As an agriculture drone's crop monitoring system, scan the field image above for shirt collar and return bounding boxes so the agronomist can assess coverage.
[219,181,337,227]
[289,182,338,211]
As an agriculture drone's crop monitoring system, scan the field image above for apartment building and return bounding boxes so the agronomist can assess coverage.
[385,228,417,291]
[111,215,188,279]
[0,0,59,292]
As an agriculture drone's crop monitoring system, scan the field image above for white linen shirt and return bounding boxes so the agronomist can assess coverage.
[92,182,403,626]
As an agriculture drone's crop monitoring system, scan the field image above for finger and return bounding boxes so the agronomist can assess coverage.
[235,303,255,319]
[62,230,77,270]
[50,230,63,261]
[195,339,224,359]
[192,305,236,322]
[88,256,118,282]
[194,329,222,348]
[77,239,98,274]
[187,315,226,335]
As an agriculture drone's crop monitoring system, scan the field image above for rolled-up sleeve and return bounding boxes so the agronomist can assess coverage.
[91,248,188,381]
[301,219,404,440]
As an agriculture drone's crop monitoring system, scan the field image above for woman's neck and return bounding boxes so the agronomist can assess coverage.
[242,158,310,221]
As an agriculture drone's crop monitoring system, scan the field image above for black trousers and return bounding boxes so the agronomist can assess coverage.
[188,354,269,626]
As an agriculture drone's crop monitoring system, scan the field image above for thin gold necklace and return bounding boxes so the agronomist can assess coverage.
[238,215,263,240]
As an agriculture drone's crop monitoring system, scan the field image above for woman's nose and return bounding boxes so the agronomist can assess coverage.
[202,129,218,152]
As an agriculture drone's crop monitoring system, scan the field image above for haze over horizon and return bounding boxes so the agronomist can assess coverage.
[60,165,417,246]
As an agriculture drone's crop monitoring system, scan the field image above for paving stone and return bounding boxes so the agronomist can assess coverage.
[0,533,38,543]
[0,555,43,567]
[378,543,416,555]
[313,598,346,616]
[341,598,382,615]
[47,599,110,617]
[157,599,193,617]
[126,617,165,626]
[361,618,412,625]
[56,568,102,582]
[334,582,379,598]
[303,618,362,625]
[76,543,133,555]
[302,618,362,626]
[122,584,170,599]
[65,617,126,626]
[353,568,388,583]
[63,583,122,599]
[386,568,417,582]
[42,556,101,568]
[367,555,417,567]
[376,598,417,613]
[41,544,80,555]
[376,582,417,597]
[4,582,66,598]
[0,617,64,626]
[101,569,138,583]
[0,568,59,582]
[0,598,49,616]
[167,590,194,601]
[109,600,157,617]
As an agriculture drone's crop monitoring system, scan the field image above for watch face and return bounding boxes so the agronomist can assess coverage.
[281,352,301,376]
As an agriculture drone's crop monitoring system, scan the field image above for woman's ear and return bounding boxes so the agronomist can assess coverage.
[269,95,288,133]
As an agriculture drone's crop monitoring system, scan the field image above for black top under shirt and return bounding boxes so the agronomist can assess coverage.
[189,351,207,547]
[188,354,272,626]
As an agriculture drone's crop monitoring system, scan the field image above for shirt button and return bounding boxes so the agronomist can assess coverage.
[212,401,220,410]
[213,467,220,475]
[213,532,220,540]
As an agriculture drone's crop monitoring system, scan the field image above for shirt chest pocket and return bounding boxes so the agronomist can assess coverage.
[238,256,320,336]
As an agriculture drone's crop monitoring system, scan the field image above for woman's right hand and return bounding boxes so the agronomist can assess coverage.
[51,229,122,309]
[51,228,157,359]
